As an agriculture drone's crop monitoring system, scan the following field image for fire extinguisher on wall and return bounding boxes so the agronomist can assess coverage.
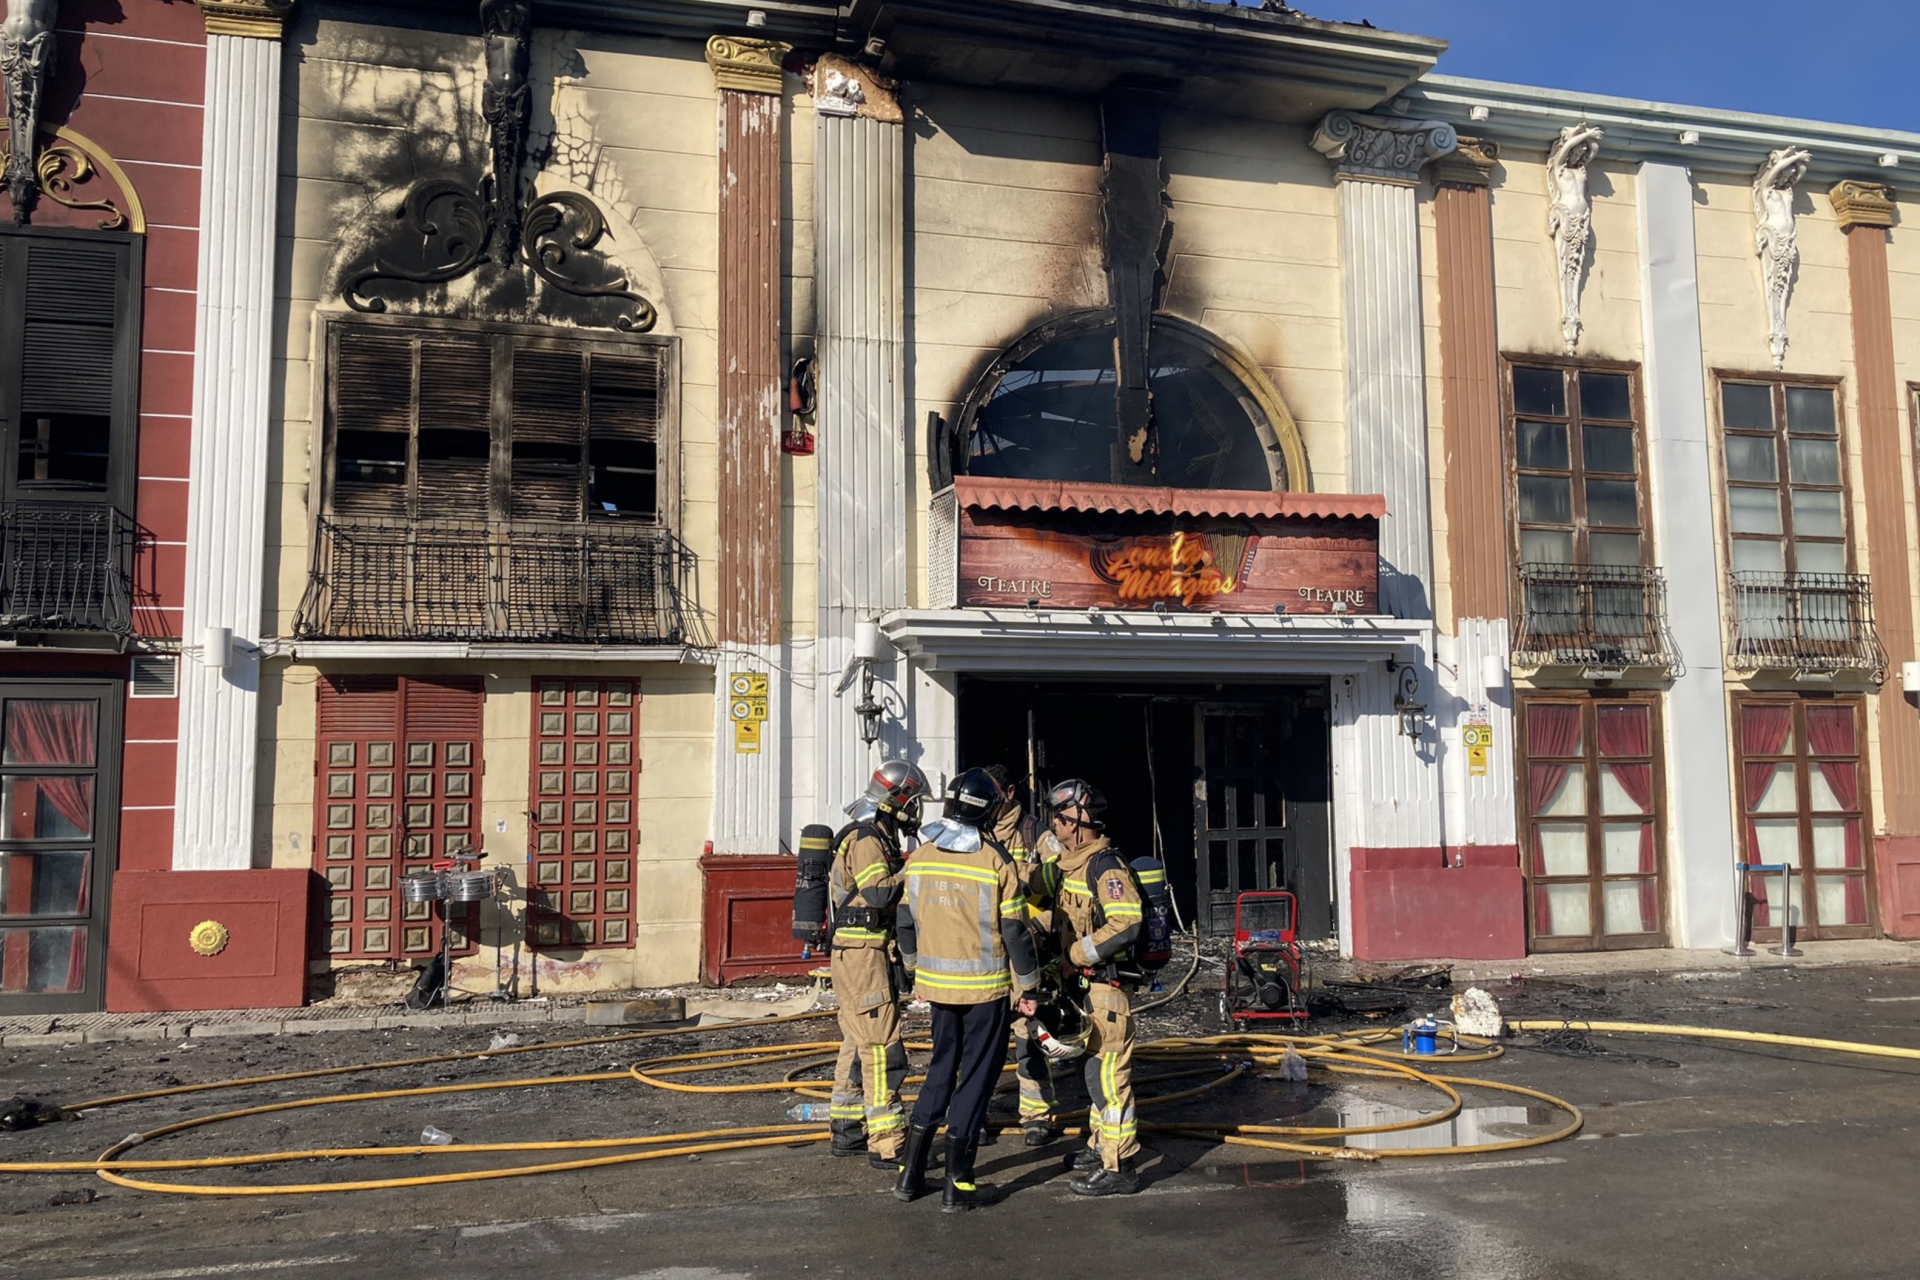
[784,357,816,455]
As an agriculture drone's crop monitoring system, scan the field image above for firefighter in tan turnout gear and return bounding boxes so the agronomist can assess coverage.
[1045,777,1144,1196]
[891,768,1042,1212]
[982,765,1061,1145]
[826,760,928,1169]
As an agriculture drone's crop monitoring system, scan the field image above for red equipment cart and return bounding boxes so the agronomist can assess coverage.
[1221,890,1307,1027]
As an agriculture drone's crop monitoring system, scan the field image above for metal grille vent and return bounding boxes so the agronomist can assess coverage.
[130,654,178,698]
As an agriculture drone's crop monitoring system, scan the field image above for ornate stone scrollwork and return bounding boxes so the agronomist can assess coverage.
[1753,146,1811,371]
[1547,124,1602,355]
[1310,110,1457,185]
[35,142,126,229]
[1829,179,1894,233]
[343,180,492,314]
[1,0,56,224]
[337,2,661,332]
[480,0,531,264]
[522,191,657,333]
[705,35,788,96]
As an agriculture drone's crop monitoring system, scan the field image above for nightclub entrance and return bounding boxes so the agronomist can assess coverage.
[956,677,1334,940]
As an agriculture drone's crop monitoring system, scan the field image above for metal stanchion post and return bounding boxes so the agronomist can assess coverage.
[1772,861,1802,958]
[1724,862,1755,957]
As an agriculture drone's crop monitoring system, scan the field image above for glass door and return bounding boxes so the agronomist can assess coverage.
[1521,697,1667,951]
[0,684,121,1012]
[1193,707,1289,936]
[1735,697,1872,940]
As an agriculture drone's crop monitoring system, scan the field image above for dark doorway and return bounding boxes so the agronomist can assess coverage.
[956,678,1333,941]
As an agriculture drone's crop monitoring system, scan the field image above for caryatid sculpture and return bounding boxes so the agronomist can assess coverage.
[1753,147,1811,371]
[1546,123,1602,355]
[1,0,57,222]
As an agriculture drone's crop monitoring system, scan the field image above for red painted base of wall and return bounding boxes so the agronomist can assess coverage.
[1348,846,1526,962]
[701,854,816,986]
[106,870,312,1013]
[1875,835,1920,939]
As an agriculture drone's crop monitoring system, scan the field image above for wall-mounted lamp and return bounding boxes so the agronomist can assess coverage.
[1468,104,1490,122]
[1678,129,1700,146]
[204,625,233,670]
[837,621,893,747]
[1879,152,1901,168]
[1391,662,1426,739]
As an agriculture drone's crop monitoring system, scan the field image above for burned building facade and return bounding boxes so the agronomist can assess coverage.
[6,0,1919,1010]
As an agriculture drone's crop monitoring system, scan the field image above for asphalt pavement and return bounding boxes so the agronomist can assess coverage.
[3,962,1919,1279]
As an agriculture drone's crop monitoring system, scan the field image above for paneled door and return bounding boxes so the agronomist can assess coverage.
[0,682,122,1013]
[1520,696,1667,951]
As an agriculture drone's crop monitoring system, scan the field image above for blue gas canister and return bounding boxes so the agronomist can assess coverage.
[1403,1017,1441,1055]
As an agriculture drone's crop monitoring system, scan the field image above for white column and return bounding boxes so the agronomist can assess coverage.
[1637,160,1738,948]
[172,21,285,870]
[1313,112,1456,856]
[814,109,907,811]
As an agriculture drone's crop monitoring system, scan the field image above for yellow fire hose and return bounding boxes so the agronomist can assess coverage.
[4,1011,1905,1197]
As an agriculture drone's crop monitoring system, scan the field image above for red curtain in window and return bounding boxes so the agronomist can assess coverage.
[3,702,96,835]
[1527,703,1584,934]
[1598,704,1657,931]
[1806,705,1865,921]
[1740,704,1794,927]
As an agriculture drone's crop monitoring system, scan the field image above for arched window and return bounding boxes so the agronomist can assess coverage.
[958,313,1305,492]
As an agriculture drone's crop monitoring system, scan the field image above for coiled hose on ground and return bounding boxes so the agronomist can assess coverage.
[0,1010,1913,1197]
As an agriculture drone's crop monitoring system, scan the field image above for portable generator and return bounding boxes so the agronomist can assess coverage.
[1221,890,1307,1027]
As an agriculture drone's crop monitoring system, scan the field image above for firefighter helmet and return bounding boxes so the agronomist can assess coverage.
[848,759,930,825]
[942,767,1006,827]
[1032,995,1089,1062]
[1045,778,1107,832]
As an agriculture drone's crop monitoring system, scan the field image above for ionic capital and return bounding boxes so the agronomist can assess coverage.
[1311,110,1456,185]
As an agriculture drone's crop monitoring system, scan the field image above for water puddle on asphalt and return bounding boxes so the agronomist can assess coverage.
[1188,1078,1564,1152]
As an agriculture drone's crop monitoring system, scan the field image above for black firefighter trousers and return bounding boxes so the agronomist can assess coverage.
[909,997,1012,1142]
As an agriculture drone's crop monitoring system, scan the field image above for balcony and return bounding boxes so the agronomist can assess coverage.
[295,516,701,646]
[1513,563,1675,672]
[1728,571,1885,679]
[0,501,138,638]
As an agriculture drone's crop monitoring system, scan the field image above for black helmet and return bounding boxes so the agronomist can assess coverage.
[1045,778,1107,832]
[943,767,1006,826]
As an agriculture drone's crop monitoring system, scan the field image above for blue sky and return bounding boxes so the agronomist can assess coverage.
[1205,1,1920,134]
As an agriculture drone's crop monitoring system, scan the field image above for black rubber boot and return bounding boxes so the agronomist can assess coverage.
[892,1125,937,1202]
[1070,1157,1141,1197]
[1023,1120,1058,1147]
[829,1120,867,1158]
[941,1134,984,1213]
[1068,1143,1101,1172]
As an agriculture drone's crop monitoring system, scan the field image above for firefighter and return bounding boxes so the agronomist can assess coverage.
[826,760,928,1170]
[892,768,1042,1212]
[984,765,1061,1146]
[1046,777,1144,1196]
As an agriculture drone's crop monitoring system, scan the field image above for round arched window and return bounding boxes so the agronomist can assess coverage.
[959,314,1301,491]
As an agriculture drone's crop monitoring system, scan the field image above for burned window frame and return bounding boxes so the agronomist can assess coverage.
[315,313,680,532]
[0,225,144,512]
[952,310,1308,493]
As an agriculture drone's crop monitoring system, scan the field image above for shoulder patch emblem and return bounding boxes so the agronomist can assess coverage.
[1107,878,1125,899]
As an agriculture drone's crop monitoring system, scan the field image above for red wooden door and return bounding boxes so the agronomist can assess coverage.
[315,676,484,961]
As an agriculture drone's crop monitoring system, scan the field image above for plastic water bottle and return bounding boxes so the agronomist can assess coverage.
[785,1102,831,1123]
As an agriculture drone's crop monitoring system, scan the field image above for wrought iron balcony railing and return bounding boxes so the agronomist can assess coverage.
[0,501,138,637]
[1728,570,1885,678]
[296,516,703,646]
[1513,562,1675,671]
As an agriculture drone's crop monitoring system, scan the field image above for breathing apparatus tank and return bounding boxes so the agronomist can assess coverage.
[791,823,836,945]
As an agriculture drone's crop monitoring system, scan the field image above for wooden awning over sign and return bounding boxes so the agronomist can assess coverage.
[952,477,1384,615]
